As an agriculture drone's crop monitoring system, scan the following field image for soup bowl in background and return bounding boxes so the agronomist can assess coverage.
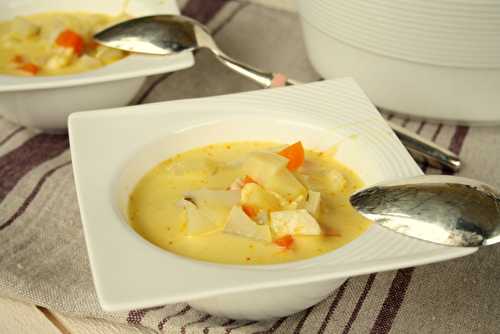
[69,79,476,320]
[0,0,194,131]
[295,0,500,124]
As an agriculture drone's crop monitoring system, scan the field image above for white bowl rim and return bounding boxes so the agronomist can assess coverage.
[0,55,193,92]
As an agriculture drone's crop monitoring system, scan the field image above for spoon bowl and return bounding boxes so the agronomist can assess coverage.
[95,15,205,55]
[350,175,500,247]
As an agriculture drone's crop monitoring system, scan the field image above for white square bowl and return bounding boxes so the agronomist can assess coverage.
[0,0,194,131]
[68,78,476,320]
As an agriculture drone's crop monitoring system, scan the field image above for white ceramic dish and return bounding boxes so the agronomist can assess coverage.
[297,0,500,68]
[296,0,500,124]
[0,0,194,131]
[69,79,476,320]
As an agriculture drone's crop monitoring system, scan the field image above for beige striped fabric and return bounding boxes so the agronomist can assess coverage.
[0,1,499,333]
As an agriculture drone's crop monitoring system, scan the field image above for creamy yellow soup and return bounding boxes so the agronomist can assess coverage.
[129,142,371,265]
[0,12,128,76]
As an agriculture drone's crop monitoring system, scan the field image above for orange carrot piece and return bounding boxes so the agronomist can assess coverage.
[56,29,84,56]
[242,175,257,185]
[279,141,304,171]
[273,235,294,249]
[242,205,257,218]
[18,63,39,75]
[12,54,24,64]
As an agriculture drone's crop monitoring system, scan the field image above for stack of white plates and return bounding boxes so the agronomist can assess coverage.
[296,0,500,124]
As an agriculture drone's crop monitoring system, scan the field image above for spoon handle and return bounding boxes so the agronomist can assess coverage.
[212,52,461,172]
[389,122,461,172]
[215,53,296,88]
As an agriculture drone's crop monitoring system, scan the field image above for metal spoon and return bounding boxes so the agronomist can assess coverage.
[350,175,500,247]
[94,15,297,87]
[94,14,461,172]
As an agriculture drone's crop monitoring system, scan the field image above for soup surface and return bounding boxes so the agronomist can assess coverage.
[0,12,127,76]
[129,142,371,265]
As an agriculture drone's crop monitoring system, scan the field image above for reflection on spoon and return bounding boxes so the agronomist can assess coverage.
[350,175,500,247]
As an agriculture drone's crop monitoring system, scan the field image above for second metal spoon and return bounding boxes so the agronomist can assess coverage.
[350,175,500,247]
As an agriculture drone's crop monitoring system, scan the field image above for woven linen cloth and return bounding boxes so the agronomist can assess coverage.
[1,1,499,333]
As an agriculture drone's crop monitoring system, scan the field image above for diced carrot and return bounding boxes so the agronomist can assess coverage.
[279,141,304,171]
[18,63,39,75]
[242,175,257,185]
[12,54,24,64]
[242,205,257,218]
[56,29,84,56]
[273,235,294,249]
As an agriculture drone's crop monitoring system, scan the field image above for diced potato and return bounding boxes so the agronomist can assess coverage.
[77,54,101,68]
[282,194,306,210]
[297,160,322,174]
[255,209,269,225]
[296,161,326,190]
[242,151,288,180]
[229,177,244,190]
[265,190,306,211]
[243,151,306,200]
[95,46,125,63]
[45,47,75,70]
[10,17,40,39]
[224,206,272,242]
[183,189,240,225]
[264,168,307,200]
[326,169,346,193]
[178,199,218,236]
[293,172,309,186]
[305,190,321,218]
[241,183,281,211]
[270,209,321,237]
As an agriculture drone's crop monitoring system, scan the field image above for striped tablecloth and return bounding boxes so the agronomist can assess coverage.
[1,1,499,333]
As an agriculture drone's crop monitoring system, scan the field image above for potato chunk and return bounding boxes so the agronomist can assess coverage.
[45,47,75,70]
[228,177,244,190]
[241,183,281,212]
[224,206,272,242]
[77,54,101,68]
[178,199,218,236]
[243,151,306,200]
[281,194,306,211]
[183,189,240,226]
[242,151,288,178]
[305,190,321,218]
[270,209,321,237]
[266,168,307,200]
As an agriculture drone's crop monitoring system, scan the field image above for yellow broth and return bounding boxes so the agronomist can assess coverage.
[0,12,127,76]
[129,142,371,265]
